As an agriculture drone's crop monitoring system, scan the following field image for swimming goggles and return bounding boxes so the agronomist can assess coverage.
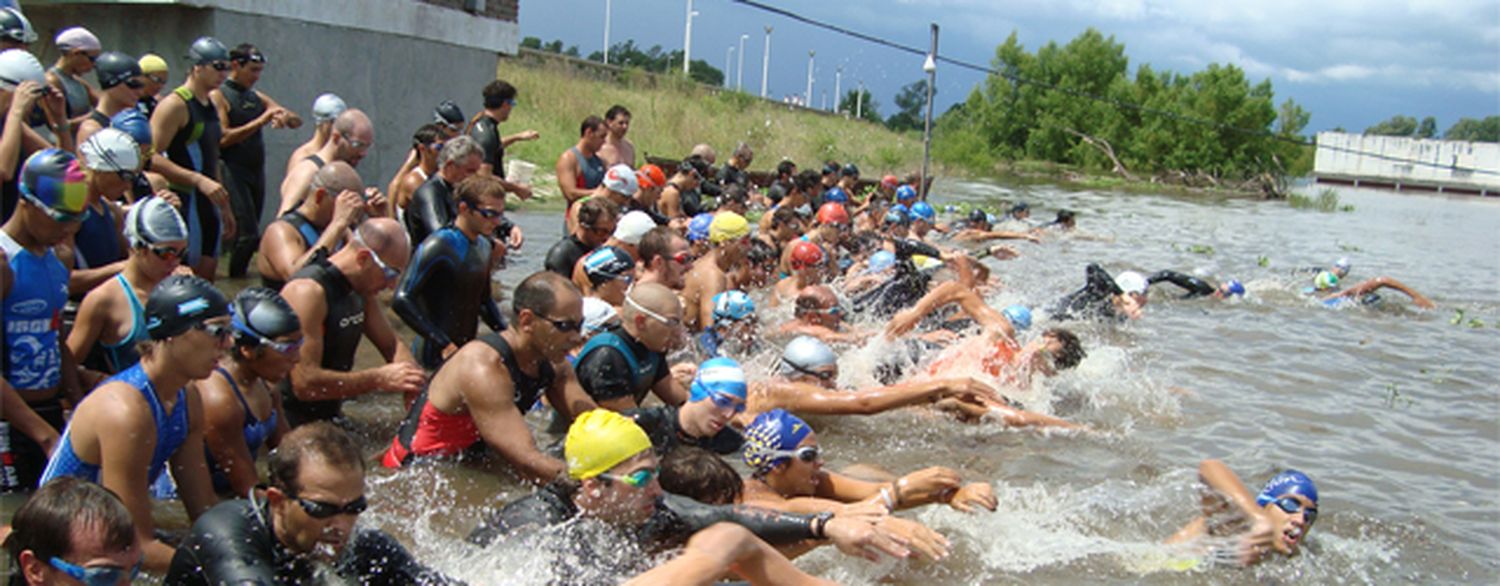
[351,228,400,280]
[625,294,681,329]
[760,445,821,464]
[48,557,140,586]
[295,494,368,519]
[1272,496,1318,526]
[600,468,658,488]
[707,391,746,414]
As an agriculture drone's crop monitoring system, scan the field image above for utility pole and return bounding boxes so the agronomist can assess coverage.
[856,80,864,120]
[920,24,939,200]
[724,46,734,88]
[805,50,814,107]
[833,66,842,113]
[760,27,772,98]
[682,0,696,74]
[736,34,748,90]
[603,0,611,64]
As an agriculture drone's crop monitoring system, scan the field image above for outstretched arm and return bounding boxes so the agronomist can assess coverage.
[1148,270,1216,298]
[1327,276,1435,308]
[625,523,837,586]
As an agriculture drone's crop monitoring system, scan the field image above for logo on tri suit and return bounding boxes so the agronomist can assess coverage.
[338,312,365,330]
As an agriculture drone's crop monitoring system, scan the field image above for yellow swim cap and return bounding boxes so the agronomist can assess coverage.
[708,212,750,244]
[565,410,652,480]
[138,53,167,74]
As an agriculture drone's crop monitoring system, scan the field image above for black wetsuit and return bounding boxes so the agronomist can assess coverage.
[392,226,504,370]
[624,405,744,457]
[164,497,458,586]
[163,87,223,266]
[765,181,787,205]
[260,210,323,290]
[679,185,706,217]
[543,234,593,277]
[404,174,455,247]
[623,199,670,226]
[1147,270,1216,299]
[1051,263,1124,321]
[467,481,827,553]
[720,163,749,187]
[280,252,365,426]
[219,79,269,277]
[469,114,505,178]
[574,325,668,407]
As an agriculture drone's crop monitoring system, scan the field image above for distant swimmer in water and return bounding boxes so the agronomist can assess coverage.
[948,209,1041,244]
[1306,258,1435,309]
[1051,263,1148,321]
[1146,270,1246,300]
[1165,460,1320,567]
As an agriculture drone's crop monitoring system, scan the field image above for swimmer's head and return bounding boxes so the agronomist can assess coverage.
[823,187,849,204]
[1002,305,1032,331]
[967,208,989,227]
[1333,257,1351,278]
[895,184,917,202]
[1256,469,1319,554]
[864,250,896,274]
[686,213,714,243]
[910,201,936,222]
[1114,271,1148,297]
[1041,328,1086,372]
[743,409,817,478]
[1219,280,1246,298]
[1314,271,1339,291]
[777,336,838,388]
[581,297,619,338]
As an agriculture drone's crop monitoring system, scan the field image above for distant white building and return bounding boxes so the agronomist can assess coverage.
[1314,132,1499,196]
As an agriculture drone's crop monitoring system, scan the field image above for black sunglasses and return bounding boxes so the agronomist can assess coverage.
[538,314,583,333]
[295,495,368,519]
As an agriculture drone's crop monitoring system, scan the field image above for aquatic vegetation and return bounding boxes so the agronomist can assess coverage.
[1257,255,1271,267]
[1383,383,1414,409]
[1287,188,1348,212]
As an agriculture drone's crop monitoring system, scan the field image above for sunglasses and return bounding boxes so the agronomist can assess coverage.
[208,61,230,71]
[83,52,99,63]
[346,138,371,150]
[538,314,583,333]
[145,244,187,261]
[147,74,167,85]
[470,206,504,220]
[48,557,140,586]
[600,468,658,488]
[295,494,368,519]
[248,333,303,355]
[707,391,746,414]
[1272,496,1318,526]
[671,251,697,266]
[763,445,821,464]
[351,229,401,280]
[195,322,234,341]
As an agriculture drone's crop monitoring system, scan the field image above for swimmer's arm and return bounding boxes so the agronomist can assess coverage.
[387,152,418,206]
[544,362,598,423]
[625,523,836,586]
[1197,459,1261,520]
[661,186,685,218]
[1147,270,1215,298]
[258,222,326,283]
[391,243,456,351]
[652,367,690,407]
[277,161,316,215]
[282,281,385,398]
[501,130,538,147]
[211,89,262,148]
[465,363,566,484]
[555,150,588,204]
[782,322,868,345]
[199,374,263,496]
[259,91,301,129]
[883,280,968,338]
[66,254,127,296]
[363,293,417,365]
[64,286,112,369]
[1331,277,1435,308]
[765,380,947,416]
[57,334,82,406]
[171,386,220,520]
[96,396,177,571]
[1,381,58,454]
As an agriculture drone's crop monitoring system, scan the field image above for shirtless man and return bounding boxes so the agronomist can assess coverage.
[635,226,693,290]
[772,241,826,305]
[681,212,751,332]
[779,285,868,345]
[284,93,345,177]
[383,272,597,481]
[255,161,365,290]
[277,108,373,216]
[468,79,539,197]
[555,115,608,207]
[278,218,426,425]
[949,209,1039,244]
[597,104,635,168]
[658,154,707,220]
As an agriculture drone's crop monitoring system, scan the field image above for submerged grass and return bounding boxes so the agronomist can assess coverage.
[492,57,923,207]
[1288,187,1354,212]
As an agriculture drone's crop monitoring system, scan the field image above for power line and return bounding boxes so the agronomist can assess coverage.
[729,0,1500,177]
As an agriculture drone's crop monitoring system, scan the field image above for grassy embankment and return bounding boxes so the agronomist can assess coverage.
[494,56,923,210]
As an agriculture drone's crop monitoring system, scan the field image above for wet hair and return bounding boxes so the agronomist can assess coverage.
[455,174,506,209]
[659,447,743,505]
[732,142,753,161]
[821,161,840,176]
[579,115,605,137]
[411,123,443,149]
[793,170,820,195]
[267,422,364,494]
[776,160,797,178]
[438,134,482,168]
[719,184,748,208]
[4,478,135,570]
[771,206,800,228]
[637,226,681,268]
[513,271,576,318]
[482,79,516,109]
[604,104,631,121]
[793,288,834,317]
[1044,328,1086,370]
[746,238,776,266]
[842,230,883,257]
[577,197,620,229]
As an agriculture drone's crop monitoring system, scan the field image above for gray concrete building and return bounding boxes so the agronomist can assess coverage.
[25,0,519,221]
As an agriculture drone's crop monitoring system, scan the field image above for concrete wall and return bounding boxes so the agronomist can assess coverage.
[26,0,515,224]
[1314,132,1500,191]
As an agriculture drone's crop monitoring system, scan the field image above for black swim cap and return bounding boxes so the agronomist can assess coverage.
[968,208,988,224]
[0,8,36,45]
[841,163,860,178]
[145,274,229,340]
[94,51,141,89]
[187,37,229,65]
[434,100,464,127]
[230,287,301,346]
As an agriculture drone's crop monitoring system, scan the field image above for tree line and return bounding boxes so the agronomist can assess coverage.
[521,37,725,86]
[1360,115,1499,143]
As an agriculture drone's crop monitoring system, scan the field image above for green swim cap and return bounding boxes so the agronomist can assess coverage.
[1314,271,1339,290]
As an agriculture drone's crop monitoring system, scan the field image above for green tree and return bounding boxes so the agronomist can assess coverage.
[1443,116,1499,142]
[1417,116,1437,139]
[1365,115,1419,136]
[520,36,542,50]
[886,80,932,132]
[838,89,881,123]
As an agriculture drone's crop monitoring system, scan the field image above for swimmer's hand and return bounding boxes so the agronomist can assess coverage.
[896,468,964,507]
[671,363,698,389]
[947,482,998,513]
[932,397,988,423]
[823,515,911,562]
[841,499,893,518]
[939,377,1005,407]
[376,362,428,395]
[155,189,183,209]
[874,516,950,561]
[1235,514,1278,566]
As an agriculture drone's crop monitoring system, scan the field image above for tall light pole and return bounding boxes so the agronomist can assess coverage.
[920,24,939,200]
[833,66,842,113]
[856,80,864,120]
[760,27,772,98]
[805,50,815,107]
[603,0,611,64]
[682,0,697,74]
[736,34,748,90]
[724,46,734,88]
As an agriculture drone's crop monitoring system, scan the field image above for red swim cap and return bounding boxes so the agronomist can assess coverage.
[790,241,826,270]
[637,164,666,189]
[881,174,899,190]
[816,202,849,226]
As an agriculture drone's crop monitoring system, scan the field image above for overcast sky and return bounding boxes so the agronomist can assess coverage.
[518,0,1499,135]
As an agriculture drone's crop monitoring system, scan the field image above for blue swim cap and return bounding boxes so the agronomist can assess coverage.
[1256,469,1318,507]
[581,245,636,286]
[884,205,910,226]
[895,184,917,202]
[1224,280,1246,297]
[1002,305,1032,331]
[687,213,713,242]
[823,187,848,204]
[690,356,748,403]
[910,201,936,221]
[864,250,896,274]
[711,290,755,324]
[743,409,813,474]
[109,108,152,148]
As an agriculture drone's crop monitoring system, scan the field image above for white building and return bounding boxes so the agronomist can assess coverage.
[1314,132,1499,196]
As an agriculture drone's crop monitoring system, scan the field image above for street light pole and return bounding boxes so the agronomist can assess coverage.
[834,66,842,113]
[603,0,611,65]
[805,50,814,107]
[724,46,734,88]
[856,80,864,119]
[736,34,748,90]
[682,0,695,74]
[760,27,772,98]
[920,24,939,200]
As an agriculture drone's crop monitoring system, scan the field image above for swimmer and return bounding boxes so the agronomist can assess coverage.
[720,142,753,187]
[544,197,620,277]
[575,245,636,307]
[386,123,443,218]
[199,288,299,496]
[555,115,608,206]
[635,225,694,290]
[778,284,874,345]
[949,208,1040,244]
[773,240,828,304]
[46,27,100,126]
[62,128,142,294]
[468,79,540,197]
[1307,259,1434,309]
[74,51,143,145]
[151,37,236,279]
[625,357,748,457]
[277,108,374,217]
[735,239,779,291]
[256,161,365,290]
[1147,270,1246,299]
[681,212,752,331]
[4,477,141,586]
[659,154,709,220]
[565,166,658,235]
[1052,263,1148,321]
[573,283,690,410]
[570,210,650,286]
[284,93,345,179]
[1166,460,1320,567]
[779,203,848,277]
[212,44,300,277]
[403,135,483,246]
[623,523,837,586]
[758,206,806,252]
[597,104,636,168]
[697,290,759,360]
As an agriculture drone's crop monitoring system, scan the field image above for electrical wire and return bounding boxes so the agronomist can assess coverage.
[729,0,1500,177]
